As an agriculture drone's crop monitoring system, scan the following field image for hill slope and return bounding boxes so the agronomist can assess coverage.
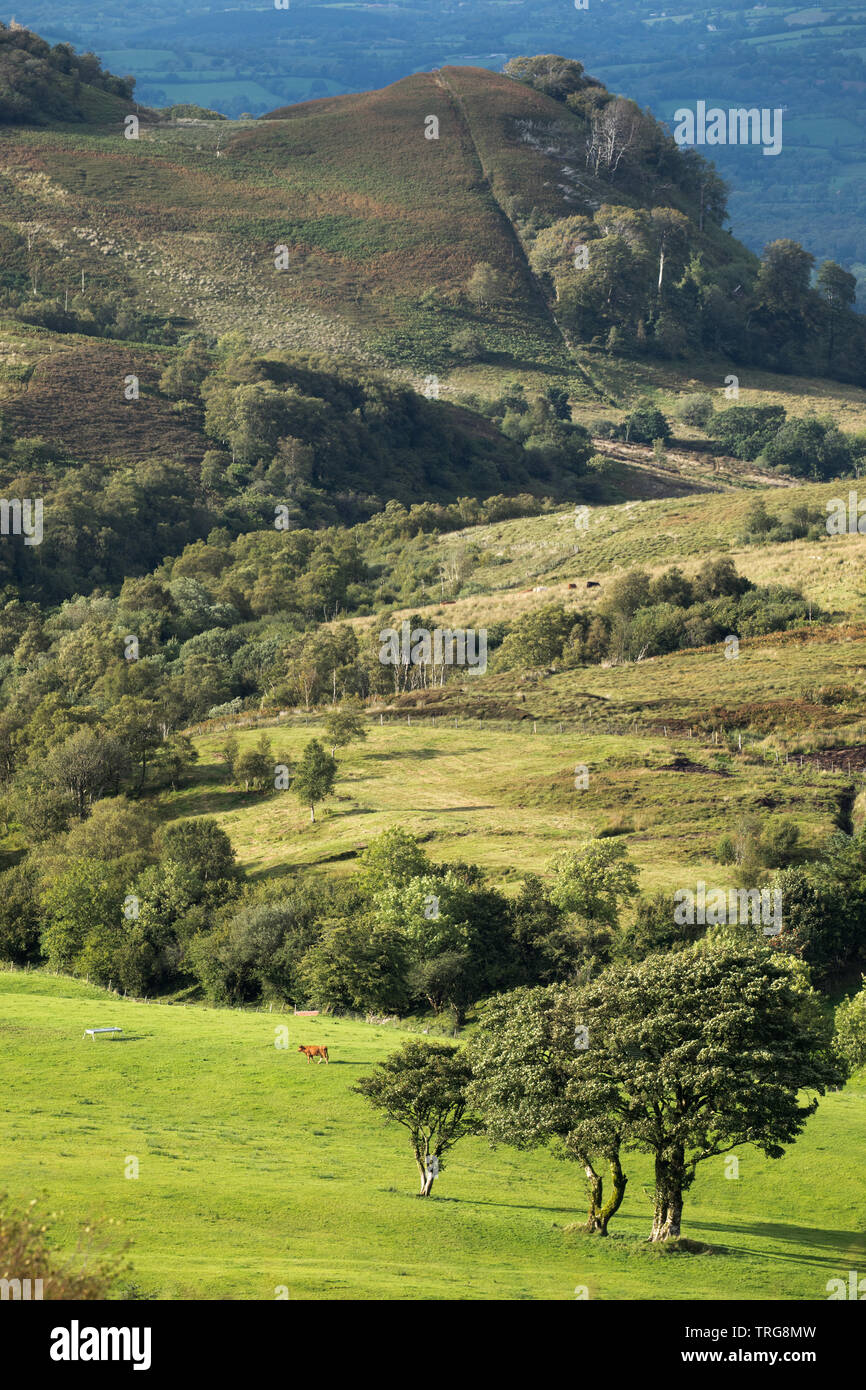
[0,22,137,124]
[0,58,771,373]
[2,971,863,1299]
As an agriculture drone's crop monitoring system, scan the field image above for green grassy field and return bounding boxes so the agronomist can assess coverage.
[169,720,849,896]
[1,971,863,1300]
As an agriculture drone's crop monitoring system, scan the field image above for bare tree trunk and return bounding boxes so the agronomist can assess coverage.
[416,1156,436,1197]
[649,1155,684,1241]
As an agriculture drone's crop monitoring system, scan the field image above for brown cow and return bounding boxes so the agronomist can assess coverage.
[298,1044,329,1064]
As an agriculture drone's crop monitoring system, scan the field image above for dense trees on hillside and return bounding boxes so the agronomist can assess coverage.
[0,22,134,123]
[665,397,862,479]
[502,59,866,382]
[6,809,863,1015]
[0,547,826,851]
[0,825,649,1010]
[0,344,589,605]
[506,56,727,219]
[493,560,819,672]
[528,208,866,380]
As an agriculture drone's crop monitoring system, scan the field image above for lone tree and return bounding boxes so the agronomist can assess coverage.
[355,1039,477,1196]
[292,738,336,822]
[568,939,846,1241]
[468,986,627,1235]
[234,733,274,792]
[324,704,368,760]
[466,262,505,309]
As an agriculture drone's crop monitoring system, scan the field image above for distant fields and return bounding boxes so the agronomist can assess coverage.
[168,718,849,895]
[1,971,863,1300]
[356,481,866,617]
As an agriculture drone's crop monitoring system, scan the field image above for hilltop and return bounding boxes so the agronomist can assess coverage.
[2,37,864,406]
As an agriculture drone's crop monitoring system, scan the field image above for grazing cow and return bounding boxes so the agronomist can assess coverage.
[298,1044,329,1064]
[586,580,601,589]
[567,582,577,589]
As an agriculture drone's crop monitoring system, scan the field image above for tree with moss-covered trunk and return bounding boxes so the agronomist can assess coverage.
[567,939,846,1241]
[355,1039,477,1196]
[467,985,627,1234]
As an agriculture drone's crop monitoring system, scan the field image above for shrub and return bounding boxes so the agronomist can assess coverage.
[677,393,714,429]
[621,399,671,444]
[0,1196,126,1298]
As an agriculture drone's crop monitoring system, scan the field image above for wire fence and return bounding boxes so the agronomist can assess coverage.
[183,708,866,775]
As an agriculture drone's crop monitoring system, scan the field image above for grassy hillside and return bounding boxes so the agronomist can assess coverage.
[167,718,848,896]
[0,58,788,383]
[0,69,571,366]
[135,479,866,894]
[353,480,866,612]
[2,970,863,1300]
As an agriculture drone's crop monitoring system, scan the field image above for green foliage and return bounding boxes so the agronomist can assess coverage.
[761,416,853,481]
[299,918,409,1014]
[355,1039,476,1194]
[835,979,866,1070]
[234,734,277,792]
[0,862,42,963]
[0,23,134,124]
[503,55,595,102]
[473,942,845,1241]
[677,393,714,430]
[188,886,326,1006]
[0,1194,125,1299]
[711,405,787,461]
[468,984,627,1232]
[567,941,845,1238]
[158,818,237,887]
[549,839,640,931]
[40,858,125,980]
[358,827,431,895]
[494,604,576,671]
[621,399,671,445]
[292,739,337,821]
[324,703,368,758]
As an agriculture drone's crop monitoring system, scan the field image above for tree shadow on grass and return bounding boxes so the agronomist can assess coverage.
[695,1218,866,1268]
[364,747,438,761]
[434,1194,580,1216]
